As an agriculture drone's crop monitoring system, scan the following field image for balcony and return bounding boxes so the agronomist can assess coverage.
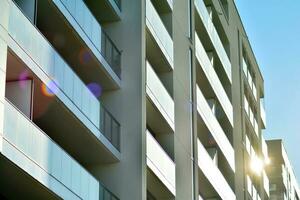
[245,135,251,156]
[28,0,121,92]
[146,61,174,132]
[242,58,258,101]
[260,100,266,128]
[146,130,176,197]
[151,0,173,12]
[99,184,119,200]
[196,85,235,170]
[244,95,259,137]
[195,33,233,126]
[84,0,121,22]
[247,175,262,200]
[1,100,99,199]
[56,0,121,77]
[146,0,173,71]
[263,170,270,197]
[194,0,231,83]
[7,3,120,163]
[197,139,236,200]
[262,137,268,162]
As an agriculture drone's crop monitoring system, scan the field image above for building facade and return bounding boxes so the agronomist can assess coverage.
[0,0,271,199]
[267,140,300,200]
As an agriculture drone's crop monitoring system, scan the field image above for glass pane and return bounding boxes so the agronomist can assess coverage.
[83,6,92,38]
[100,106,105,133]
[104,190,111,200]
[71,161,81,193]
[54,54,64,88]
[99,185,104,200]
[90,97,100,128]
[81,83,89,117]
[105,39,112,66]
[3,103,17,143]
[104,112,112,142]
[91,18,101,51]
[75,0,84,26]
[50,143,62,181]
[73,76,83,110]
[63,66,74,99]
[111,120,119,149]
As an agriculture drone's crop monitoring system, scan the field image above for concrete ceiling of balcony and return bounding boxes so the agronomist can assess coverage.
[0,155,60,200]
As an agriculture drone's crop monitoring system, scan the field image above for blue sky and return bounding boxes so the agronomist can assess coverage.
[235,0,300,181]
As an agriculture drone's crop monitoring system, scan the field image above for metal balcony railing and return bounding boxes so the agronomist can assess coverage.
[100,103,121,151]
[101,30,122,78]
[59,0,122,79]
[100,184,119,200]
[113,0,121,11]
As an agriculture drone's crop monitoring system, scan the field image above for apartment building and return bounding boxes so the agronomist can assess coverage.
[0,0,269,199]
[266,140,300,200]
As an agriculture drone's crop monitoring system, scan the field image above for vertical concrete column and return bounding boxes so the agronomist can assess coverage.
[88,0,147,199]
[231,22,246,200]
[173,0,198,199]
[115,1,146,199]
[0,0,10,152]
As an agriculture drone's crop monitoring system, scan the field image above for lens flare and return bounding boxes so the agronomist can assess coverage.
[87,83,102,98]
[18,71,30,88]
[41,80,59,97]
[250,156,263,176]
[265,157,271,165]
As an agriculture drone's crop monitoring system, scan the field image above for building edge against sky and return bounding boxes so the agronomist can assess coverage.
[0,0,299,199]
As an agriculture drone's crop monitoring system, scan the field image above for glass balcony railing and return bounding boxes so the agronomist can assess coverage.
[262,136,268,161]
[245,135,251,156]
[253,186,257,200]
[57,0,121,78]
[260,100,267,127]
[196,85,235,171]
[8,2,120,150]
[99,184,119,200]
[197,139,236,200]
[146,0,173,68]
[247,175,253,196]
[195,33,233,126]
[247,175,262,200]
[263,170,270,197]
[146,61,174,129]
[3,100,99,200]
[242,58,257,101]
[194,0,231,82]
[244,95,259,137]
[146,130,176,195]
